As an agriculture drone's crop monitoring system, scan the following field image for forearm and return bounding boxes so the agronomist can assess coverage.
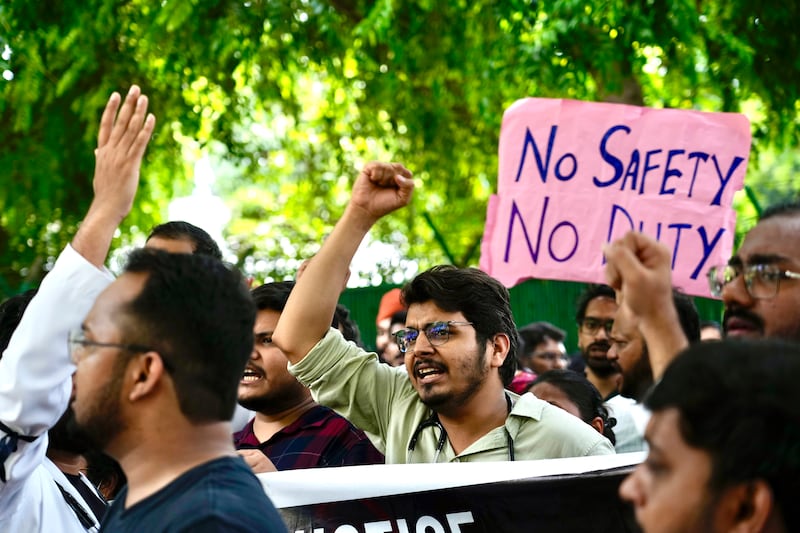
[71,202,124,270]
[639,306,689,380]
[0,245,114,435]
[274,206,376,364]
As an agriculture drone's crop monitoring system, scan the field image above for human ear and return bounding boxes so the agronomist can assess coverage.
[589,416,605,436]
[489,333,510,368]
[128,352,167,401]
[723,480,775,533]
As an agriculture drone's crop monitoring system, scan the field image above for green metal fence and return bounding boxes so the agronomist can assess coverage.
[340,279,723,354]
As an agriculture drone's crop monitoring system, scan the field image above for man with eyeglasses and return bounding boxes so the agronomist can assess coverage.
[605,201,800,383]
[1,86,153,532]
[572,284,621,401]
[708,202,800,341]
[272,163,614,464]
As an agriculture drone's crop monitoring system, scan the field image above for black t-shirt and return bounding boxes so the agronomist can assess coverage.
[100,456,287,532]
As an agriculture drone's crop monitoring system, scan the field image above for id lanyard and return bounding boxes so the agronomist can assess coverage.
[406,393,515,463]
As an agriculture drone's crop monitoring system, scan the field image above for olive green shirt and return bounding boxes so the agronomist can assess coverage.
[289,329,615,463]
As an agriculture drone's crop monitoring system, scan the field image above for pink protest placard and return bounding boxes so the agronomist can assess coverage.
[479,98,751,297]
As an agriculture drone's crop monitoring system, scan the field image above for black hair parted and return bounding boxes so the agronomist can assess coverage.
[401,265,518,386]
[122,248,255,422]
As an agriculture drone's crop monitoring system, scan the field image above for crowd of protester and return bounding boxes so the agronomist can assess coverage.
[1,85,798,533]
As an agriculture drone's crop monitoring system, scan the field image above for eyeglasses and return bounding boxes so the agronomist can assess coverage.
[531,351,567,362]
[707,264,800,299]
[579,317,614,336]
[68,328,155,365]
[393,321,474,353]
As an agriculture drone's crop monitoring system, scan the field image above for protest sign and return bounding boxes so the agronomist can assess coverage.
[480,98,751,297]
[261,453,644,533]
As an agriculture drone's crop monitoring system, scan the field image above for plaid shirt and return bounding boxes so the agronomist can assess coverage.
[233,404,384,470]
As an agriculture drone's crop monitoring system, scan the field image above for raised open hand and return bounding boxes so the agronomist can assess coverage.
[92,85,156,224]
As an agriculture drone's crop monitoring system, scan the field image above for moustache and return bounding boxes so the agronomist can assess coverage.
[723,307,765,332]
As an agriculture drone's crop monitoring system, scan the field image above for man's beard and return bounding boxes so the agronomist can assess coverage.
[48,407,93,455]
[619,346,654,402]
[72,358,128,452]
[418,347,489,412]
[582,341,618,378]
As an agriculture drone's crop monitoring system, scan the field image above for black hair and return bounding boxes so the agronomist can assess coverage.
[672,290,700,343]
[0,289,38,357]
[517,321,566,363]
[147,221,223,260]
[402,265,518,386]
[251,280,294,312]
[528,369,616,445]
[759,200,800,221]
[122,248,255,422]
[334,304,364,347]
[575,284,616,324]
[251,281,363,346]
[646,339,800,531]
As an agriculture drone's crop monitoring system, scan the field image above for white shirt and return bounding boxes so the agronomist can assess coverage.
[0,245,113,532]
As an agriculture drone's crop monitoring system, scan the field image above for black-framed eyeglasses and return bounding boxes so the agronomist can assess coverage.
[579,317,614,336]
[68,328,155,365]
[707,263,800,300]
[531,351,567,362]
[393,321,474,353]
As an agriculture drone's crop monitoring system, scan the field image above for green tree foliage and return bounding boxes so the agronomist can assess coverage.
[1,0,798,296]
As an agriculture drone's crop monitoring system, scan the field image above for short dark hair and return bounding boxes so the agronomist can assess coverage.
[646,339,800,531]
[147,221,223,260]
[334,304,364,347]
[251,280,294,312]
[518,321,566,360]
[0,289,38,358]
[759,200,800,221]
[575,284,616,324]
[122,248,255,422]
[672,290,700,343]
[250,281,361,345]
[401,265,518,386]
[528,369,616,445]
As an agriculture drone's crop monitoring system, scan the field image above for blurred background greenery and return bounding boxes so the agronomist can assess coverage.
[1,0,797,337]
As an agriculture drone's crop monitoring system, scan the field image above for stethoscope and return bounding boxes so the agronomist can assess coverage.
[406,393,516,463]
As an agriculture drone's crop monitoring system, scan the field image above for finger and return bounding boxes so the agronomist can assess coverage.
[108,85,141,147]
[390,162,413,180]
[97,92,121,148]
[126,110,156,160]
[121,94,151,152]
[603,243,622,290]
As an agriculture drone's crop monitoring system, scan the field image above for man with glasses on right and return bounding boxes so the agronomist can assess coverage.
[708,202,800,341]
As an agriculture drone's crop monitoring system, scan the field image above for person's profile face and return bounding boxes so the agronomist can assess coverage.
[619,409,718,533]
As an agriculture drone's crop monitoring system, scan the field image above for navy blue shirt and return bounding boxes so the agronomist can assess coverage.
[100,456,287,532]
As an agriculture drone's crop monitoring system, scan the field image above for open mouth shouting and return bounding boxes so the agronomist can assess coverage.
[414,361,447,384]
[241,364,265,385]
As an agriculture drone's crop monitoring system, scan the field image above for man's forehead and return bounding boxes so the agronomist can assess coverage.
[406,301,463,325]
[585,296,617,316]
[736,216,800,265]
